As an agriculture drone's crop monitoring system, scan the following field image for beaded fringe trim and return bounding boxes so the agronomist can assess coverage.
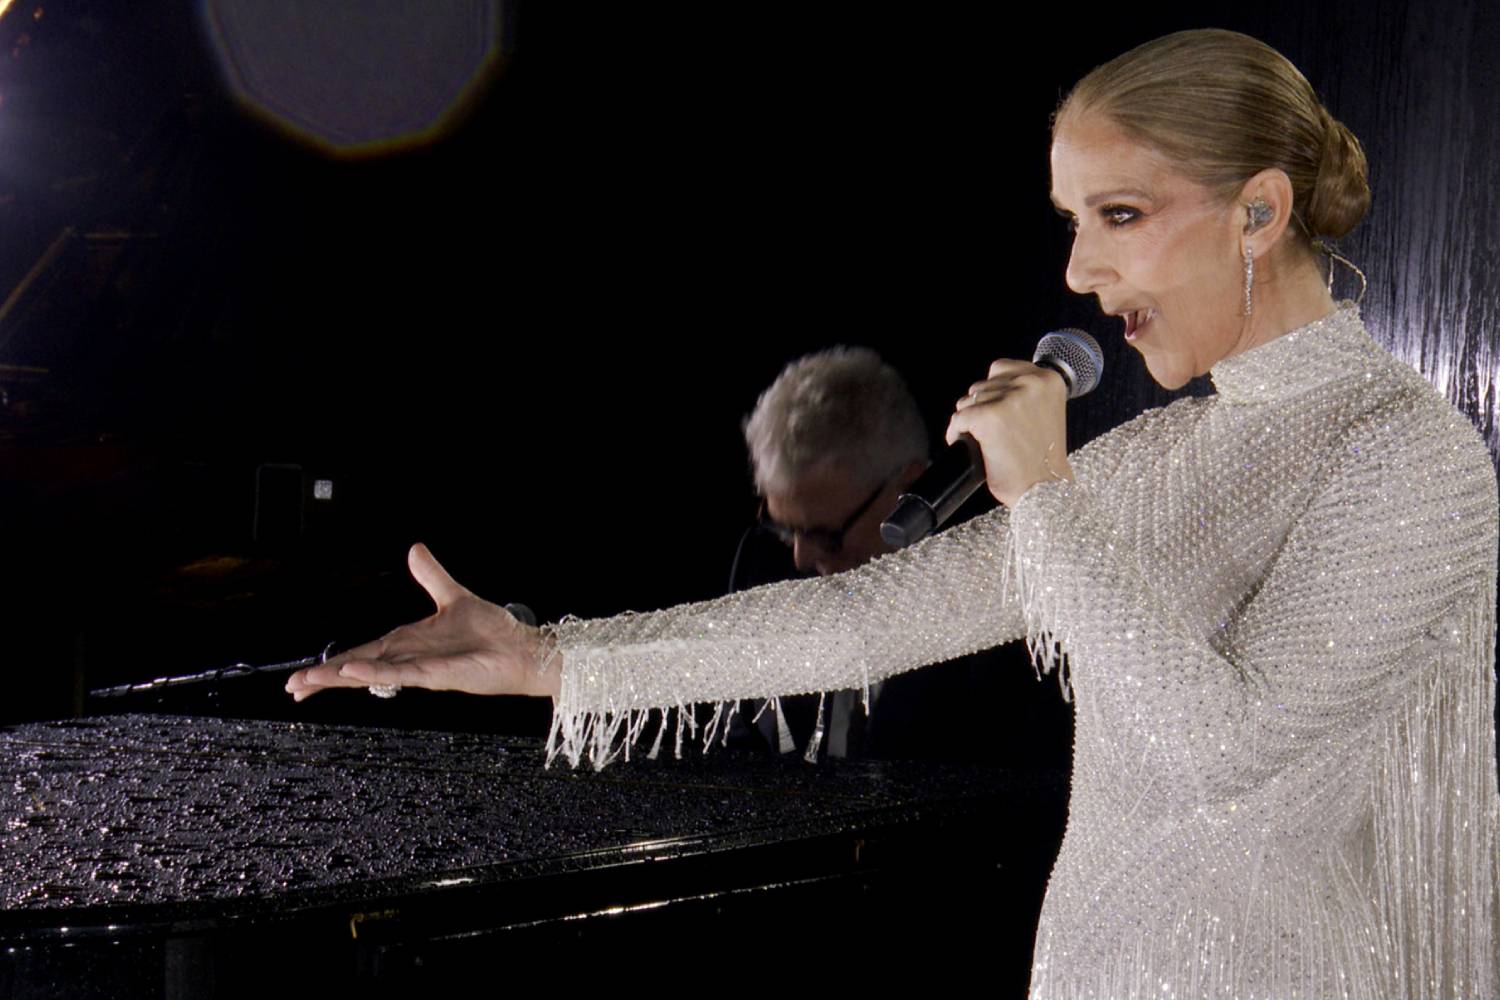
[542,618,875,771]
[1012,512,1498,999]
[1367,589,1498,998]
[1029,594,1497,999]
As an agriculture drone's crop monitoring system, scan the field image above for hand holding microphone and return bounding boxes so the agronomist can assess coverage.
[881,330,1102,548]
[950,356,1075,507]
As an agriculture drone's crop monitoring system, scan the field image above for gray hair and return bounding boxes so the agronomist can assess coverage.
[743,346,929,496]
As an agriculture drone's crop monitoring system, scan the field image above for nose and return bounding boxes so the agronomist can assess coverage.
[1064,226,1110,295]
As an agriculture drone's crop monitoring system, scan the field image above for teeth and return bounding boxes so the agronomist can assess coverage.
[1122,308,1152,341]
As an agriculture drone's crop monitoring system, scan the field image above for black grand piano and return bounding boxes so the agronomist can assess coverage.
[1,714,1064,997]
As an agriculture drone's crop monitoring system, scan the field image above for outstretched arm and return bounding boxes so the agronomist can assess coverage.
[285,544,559,701]
[288,351,1060,761]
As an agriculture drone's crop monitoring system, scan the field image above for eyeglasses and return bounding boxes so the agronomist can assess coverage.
[757,477,891,555]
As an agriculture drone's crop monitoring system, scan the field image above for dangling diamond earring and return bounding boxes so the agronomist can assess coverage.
[1241,199,1270,317]
[1242,245,1255,316]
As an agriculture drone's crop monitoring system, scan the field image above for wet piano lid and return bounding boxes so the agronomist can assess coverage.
[0,714,1056,938]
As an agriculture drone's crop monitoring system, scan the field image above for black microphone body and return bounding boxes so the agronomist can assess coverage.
[879,330,1103,549]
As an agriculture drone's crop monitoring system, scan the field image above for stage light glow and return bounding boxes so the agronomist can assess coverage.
[200,0,507,156]
[0,3,15,25]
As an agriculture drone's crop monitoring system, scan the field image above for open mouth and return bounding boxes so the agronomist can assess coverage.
[1124,308,1157,342]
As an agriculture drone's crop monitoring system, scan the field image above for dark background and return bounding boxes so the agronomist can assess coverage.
[0,0,1496,739]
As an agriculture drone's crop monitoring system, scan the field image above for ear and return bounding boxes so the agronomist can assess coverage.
[1236,168,1296,259]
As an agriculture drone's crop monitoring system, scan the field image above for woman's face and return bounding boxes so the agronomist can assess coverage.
[1050,114,1254,389]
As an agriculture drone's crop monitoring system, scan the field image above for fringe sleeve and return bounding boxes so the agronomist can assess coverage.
[543,504,1025,769]
[1011,403,1499,997]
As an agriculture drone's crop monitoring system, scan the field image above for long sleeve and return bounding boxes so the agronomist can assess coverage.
[1009,400,1495,796]
[1015,320,1500,998]
[546,503,1027,768]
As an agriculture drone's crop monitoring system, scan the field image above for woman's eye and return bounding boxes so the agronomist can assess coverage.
[1102,205,1139,227]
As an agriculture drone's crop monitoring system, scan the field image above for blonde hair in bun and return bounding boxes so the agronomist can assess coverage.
[1055,29,1371,245]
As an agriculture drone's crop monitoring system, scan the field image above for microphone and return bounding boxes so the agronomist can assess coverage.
[879,329,1103,549]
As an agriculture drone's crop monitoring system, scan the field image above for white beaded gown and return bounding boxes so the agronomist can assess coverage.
[545,305,1499,999]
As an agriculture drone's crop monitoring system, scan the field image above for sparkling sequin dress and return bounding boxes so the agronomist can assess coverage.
[547,305,1499,999]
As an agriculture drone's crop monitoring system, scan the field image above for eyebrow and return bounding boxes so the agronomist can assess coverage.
[1049,188,1154,211]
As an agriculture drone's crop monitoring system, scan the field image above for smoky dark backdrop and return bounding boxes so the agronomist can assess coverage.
[0,0,1495,732]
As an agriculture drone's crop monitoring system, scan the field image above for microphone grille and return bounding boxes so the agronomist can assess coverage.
[1034,328,1104,398]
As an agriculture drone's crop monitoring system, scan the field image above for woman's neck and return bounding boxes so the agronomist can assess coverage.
[1229,246,1340,360]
